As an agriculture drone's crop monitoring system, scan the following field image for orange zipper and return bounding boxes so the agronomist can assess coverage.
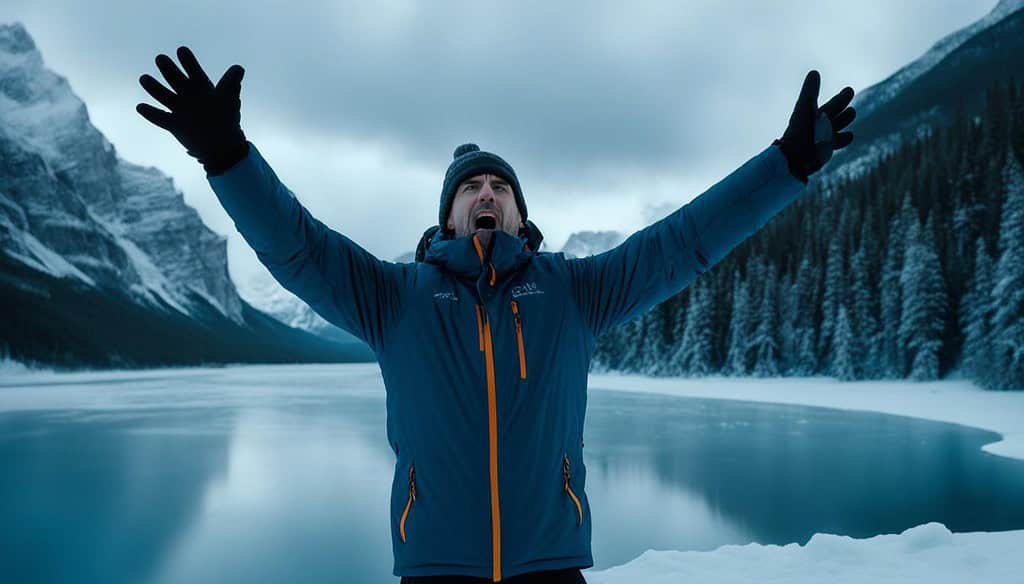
[563,455,583,525]
[510,300,527,379]
[475,305,485,352]
[400,463,416,543]
[472,233,503,581]
[470,233,496,287]
[480,305,502,581]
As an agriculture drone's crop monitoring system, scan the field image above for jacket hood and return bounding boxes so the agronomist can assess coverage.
[416,223,542,284]
[414,220,544,265]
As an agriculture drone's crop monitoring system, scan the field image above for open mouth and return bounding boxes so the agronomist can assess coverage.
[474,214,497,230]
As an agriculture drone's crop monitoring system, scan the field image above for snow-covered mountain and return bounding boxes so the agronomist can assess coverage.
[824,0,1024,183]
[0,22,241,322]
[560,230,626,258]
[855,0,1023,121]
[235,248,413,346]
[0,22,370,368]
[239,269,369,349]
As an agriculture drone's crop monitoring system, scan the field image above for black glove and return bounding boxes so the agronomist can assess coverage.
[136,46,249,176]
[773,70,856,184]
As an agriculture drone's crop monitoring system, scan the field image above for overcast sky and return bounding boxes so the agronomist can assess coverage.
[2,0,1000,288]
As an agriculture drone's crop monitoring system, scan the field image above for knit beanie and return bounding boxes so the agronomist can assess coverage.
[439,143,527,233]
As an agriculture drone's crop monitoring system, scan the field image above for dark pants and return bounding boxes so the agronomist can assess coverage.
[400,567,587,584]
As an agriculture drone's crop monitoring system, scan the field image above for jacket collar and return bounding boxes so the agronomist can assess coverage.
[423,227,536,283]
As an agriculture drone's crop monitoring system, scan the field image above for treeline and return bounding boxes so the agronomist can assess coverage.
[593,78,1024,391]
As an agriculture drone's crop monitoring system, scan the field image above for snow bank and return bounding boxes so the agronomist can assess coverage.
[584,522,1020,583]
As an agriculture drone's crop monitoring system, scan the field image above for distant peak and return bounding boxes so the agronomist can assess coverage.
[0,22,37,54]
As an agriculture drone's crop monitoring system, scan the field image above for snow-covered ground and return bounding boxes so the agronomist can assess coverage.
[582,372,1024,583]
[584,521,1019,584]
[2,361,1023,582]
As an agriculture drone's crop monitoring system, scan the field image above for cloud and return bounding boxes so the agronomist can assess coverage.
[2,0,998,277]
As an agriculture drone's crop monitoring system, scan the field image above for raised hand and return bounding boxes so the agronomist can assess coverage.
[136,46,250,175]
[773,70,856,184]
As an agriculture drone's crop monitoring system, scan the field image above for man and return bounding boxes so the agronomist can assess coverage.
[137,47,855,583]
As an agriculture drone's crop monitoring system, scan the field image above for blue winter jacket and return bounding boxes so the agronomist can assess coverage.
[207,141,805,581]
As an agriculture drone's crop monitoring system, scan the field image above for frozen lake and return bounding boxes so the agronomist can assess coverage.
[2,363,1023,583]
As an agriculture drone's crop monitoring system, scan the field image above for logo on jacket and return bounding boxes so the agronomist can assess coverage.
[433,291,459,302]
[511,282,545,298]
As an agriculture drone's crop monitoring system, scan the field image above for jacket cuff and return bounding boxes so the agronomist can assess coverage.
[204,141,252,178]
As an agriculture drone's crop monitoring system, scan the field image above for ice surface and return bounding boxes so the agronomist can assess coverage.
[1,363,1022,582]
[588,372,1024,461]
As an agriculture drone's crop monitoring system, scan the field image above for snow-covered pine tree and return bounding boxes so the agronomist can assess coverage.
[706,274,727,372]
[591,320,621,372]
[633,310,654,375]
[832,304,857,381]
[675,278,715,376]
[880,195,910,378]
[898,212,947,381]
[790,256,819,376]
[960,238,995,385]
[607,323,632,372]
[723,269,752,376]
[752,261,781,377]
[818,231,845,368]
[617,315,645,373]
[849,245,877,378]
[953,198,985,279]
[860,218,884,377]
[665,289,690,376]
[779,268,798,374]
[745,254,767,310]
[652,300,678,376]
[638,307,667,376]
[989,143,1024,390]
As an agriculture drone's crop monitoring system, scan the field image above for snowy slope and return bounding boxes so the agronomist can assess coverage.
[823,0,1024,183]
[853,0,1024,121]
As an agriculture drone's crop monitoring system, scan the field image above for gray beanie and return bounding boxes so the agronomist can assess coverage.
[439,143,527,231]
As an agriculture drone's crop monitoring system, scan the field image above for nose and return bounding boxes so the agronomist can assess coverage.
[477,182,496,202]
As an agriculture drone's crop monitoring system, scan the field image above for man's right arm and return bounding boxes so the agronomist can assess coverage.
[207,141,403,352]
[136,47,402,351]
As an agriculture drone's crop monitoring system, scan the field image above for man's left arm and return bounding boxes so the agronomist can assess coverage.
[567,70,856,338]
[567,143,801,337]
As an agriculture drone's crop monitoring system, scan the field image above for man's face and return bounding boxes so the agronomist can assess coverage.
[446,173,523,241]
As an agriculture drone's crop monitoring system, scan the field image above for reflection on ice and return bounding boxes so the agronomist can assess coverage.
[587,457,751,569]
[151,407,396,584]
